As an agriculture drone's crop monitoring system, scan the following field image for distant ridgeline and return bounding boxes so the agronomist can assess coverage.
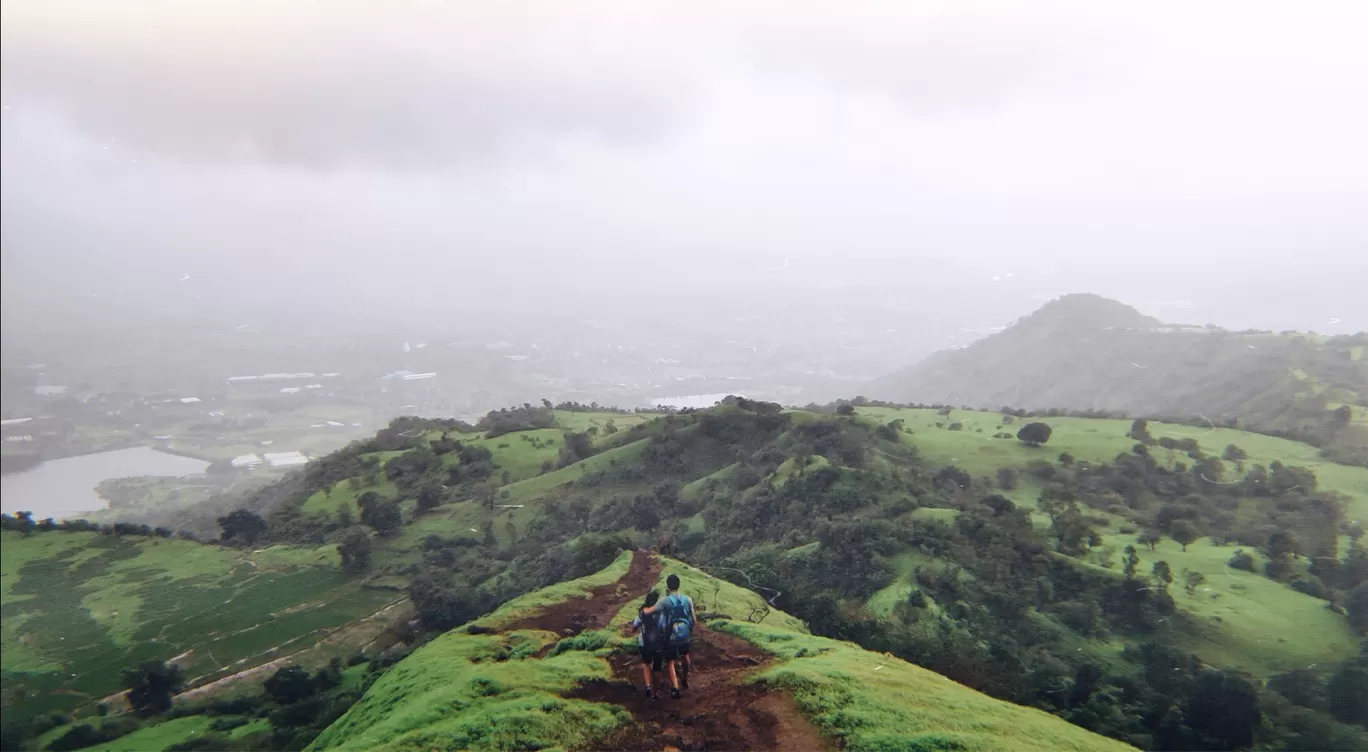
[865,294,1368,467]
[7,395,1368,751]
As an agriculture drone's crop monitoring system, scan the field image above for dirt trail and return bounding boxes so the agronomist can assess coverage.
[513,550,829,752]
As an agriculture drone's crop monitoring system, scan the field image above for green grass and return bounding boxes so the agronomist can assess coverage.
[866,552,946,619]
[552,410,654,436]
[603,557,807,635]
[0,531,394,724]
[716,620,1137,752]
[499,438,651,502]
[1095,533,1361,676]
[306,630,625,752]
[858,407,1368,519]
[471,549,635,631]
[84,715,216,752]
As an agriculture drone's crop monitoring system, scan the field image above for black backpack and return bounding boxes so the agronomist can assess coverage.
[640,608,666,652]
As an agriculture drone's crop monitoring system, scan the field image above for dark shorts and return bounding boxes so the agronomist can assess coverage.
[639,648,664,672]
[666,641,691,660]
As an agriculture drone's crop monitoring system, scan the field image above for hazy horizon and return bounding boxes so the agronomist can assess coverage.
[4,1,1366,346]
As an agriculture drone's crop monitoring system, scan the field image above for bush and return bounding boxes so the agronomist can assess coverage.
[1228,549,1256,572]
[1290,577,1329,600]
[122,661,185,716]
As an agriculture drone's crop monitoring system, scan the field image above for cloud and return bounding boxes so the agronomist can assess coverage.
[1,1,692,169]
[1,0,1138,170]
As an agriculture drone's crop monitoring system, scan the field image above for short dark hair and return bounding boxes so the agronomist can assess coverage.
[644,590,659,607]
[666,574,681,590]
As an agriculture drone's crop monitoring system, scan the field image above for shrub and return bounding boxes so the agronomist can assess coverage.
[1228,549,1256,572]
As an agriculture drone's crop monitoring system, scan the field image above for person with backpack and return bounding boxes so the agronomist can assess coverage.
[629,591,667,699]
[643,574,696,697]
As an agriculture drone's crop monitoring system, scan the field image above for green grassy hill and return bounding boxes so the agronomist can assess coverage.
[308,550,1136,752]
[0,531,399,725]
[865,294,1368,465]
[8,401,1368,750]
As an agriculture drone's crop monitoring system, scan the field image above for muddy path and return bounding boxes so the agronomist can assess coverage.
[513,550,829,752]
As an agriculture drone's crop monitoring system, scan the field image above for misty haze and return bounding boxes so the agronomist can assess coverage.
[2,2,1366,751]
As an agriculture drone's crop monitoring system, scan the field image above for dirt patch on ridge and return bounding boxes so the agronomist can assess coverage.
[511,550,829,751]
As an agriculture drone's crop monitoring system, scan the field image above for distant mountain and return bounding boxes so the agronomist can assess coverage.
[866,294,1368,461]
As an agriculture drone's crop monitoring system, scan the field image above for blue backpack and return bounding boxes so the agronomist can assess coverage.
[663,593,693,644]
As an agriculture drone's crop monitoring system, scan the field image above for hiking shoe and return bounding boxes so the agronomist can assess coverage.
[645,688,656,700]
[671,688,681,699]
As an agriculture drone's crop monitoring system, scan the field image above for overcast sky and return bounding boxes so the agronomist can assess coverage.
[3,0,1365,332]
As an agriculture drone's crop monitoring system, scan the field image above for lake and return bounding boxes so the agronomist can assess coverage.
[0,447,210,520]
[650,393,743,409]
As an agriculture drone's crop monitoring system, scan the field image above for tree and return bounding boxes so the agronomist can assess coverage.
[1170,520,1199,552]
[1222,444,1248,463]
[1349,584,1368,635]
[217,509,268,547]
[1184,569,1207,596]
[836,403,856,416]
[408,569,478,631]
[1138,529,1162,551]
[1328,659,1368,725]
[337,528,372,573]
[1186,669,1262,750]
[1123,545,1140,580]
[264,665,316,705]
[1128,419,1153,443]
[1058,452,1075,467]
[474,480,498,510]
[1334,405,1354,427]
[995,467,1018,490]
[1016,422,1053,447]
[358,495,402,536]
[1152,561,1174,591]
[416,483,443,514]
[122,661,185,716]
[336,502,353,528]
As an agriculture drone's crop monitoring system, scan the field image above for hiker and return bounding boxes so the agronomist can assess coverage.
[629,591,667,699]
[643,573,696,698]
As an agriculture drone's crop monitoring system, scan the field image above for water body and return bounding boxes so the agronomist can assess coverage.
[0,447,210,520]
[651,393,742,409]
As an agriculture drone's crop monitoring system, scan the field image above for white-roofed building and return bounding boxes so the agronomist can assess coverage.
[231,454,264,468]
[263,451,309,468]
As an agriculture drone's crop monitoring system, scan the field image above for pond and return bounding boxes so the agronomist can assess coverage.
[0,447,210,520]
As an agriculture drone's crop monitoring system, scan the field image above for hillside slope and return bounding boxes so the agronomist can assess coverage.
[308,550,1135,752]
[866,294,1367,459]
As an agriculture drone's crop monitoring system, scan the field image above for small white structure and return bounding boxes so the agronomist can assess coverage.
[179,397,202,404]
[263,451,309,468]
[227,376,259,382]
[0,417,34,426]
[231,454,264,469]
[325,421,344,427]
[402,372,437,381]
[280,387,301,394]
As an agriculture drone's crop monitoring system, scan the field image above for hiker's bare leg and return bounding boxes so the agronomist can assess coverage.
[666,660,680,690]
[640,663,652,691]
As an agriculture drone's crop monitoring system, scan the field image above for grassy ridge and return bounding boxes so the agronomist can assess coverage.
[311,554,1136,752]
[307,555,642,752]
[717,620,1135,752]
